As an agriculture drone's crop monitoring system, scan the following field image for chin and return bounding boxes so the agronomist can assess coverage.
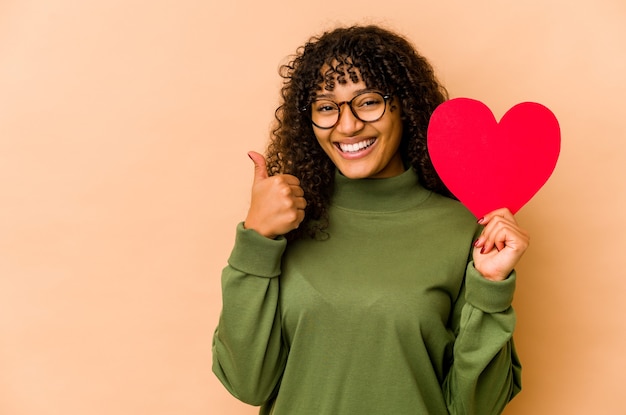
[337,165,377,179]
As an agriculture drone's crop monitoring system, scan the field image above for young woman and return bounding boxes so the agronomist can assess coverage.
[212,25,529,415]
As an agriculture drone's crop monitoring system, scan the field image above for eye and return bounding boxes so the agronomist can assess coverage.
[312,101,338,113]
[354,93,384,110]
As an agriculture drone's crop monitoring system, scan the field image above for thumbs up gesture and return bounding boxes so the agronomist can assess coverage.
[244,151,307,239]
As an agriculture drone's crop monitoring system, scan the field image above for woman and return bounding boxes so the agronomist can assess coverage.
[212,25,529,415]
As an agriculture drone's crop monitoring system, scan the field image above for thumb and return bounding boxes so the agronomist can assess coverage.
[248,151,268,182]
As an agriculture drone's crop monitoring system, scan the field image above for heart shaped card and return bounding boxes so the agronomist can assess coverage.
[427,98,560,218]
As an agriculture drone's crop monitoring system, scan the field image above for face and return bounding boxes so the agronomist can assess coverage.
[311,78,404,179]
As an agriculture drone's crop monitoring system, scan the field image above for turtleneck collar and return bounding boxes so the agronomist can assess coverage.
[332,168,432,213]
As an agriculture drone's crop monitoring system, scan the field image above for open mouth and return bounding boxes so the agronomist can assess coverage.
[336,138,376,153]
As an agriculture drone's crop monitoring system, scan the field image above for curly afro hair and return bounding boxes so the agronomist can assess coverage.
[266,25,453,241]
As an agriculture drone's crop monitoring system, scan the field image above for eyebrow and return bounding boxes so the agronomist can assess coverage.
[314,88,376,99]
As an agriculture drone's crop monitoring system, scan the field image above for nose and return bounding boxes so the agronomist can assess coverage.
[335,104,364,135]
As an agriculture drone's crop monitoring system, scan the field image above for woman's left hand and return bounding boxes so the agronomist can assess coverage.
[472,208,530,281]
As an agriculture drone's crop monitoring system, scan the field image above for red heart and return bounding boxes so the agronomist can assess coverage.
[427,98,560,218]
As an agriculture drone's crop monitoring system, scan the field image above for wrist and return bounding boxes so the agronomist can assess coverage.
[466,264,516,312]
[243,219,277,240]
[478,271,509,282]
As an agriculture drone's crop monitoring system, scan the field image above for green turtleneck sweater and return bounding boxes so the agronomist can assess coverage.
[212,168,521,415]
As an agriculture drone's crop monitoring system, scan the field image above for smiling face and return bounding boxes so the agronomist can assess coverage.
[311,76,405,180]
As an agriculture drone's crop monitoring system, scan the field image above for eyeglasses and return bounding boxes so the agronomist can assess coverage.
[305,91,391,129]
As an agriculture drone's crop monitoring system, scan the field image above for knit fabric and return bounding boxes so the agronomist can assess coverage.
[213,168,521,415]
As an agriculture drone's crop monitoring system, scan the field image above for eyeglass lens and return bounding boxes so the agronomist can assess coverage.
[310,91,387,129]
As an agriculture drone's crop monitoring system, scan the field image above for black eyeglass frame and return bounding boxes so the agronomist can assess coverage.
[302,91,392,130]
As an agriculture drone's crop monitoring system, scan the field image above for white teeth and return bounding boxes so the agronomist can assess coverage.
[338,139,375,153]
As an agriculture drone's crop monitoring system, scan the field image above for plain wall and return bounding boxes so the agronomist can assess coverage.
[1,0,625,414]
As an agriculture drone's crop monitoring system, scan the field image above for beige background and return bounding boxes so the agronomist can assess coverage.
[1,0,625,414]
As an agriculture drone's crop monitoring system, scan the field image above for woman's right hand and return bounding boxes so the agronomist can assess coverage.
[244,151,307,239]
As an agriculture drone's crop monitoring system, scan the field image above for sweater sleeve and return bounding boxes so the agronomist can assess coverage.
[212,222,288,406]
[443,262,522,415]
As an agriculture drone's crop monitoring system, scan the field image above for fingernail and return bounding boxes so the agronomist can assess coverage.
[473,239,480,247]
[480,247,485,254]
[477,217,484,224]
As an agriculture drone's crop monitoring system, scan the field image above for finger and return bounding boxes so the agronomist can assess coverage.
[476,216,505,253]
[477,207,515,225]
[248,151,269,183]
[290,185,305,198]
[479,220,528,254]
[494,231,507,252]
[282,174,301,186]
[296,209,305,225]
[475,209,517,252]
[294,196,307,210]
[282,207,305,230]
[281,194,307,211]
[270,174,301,188]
